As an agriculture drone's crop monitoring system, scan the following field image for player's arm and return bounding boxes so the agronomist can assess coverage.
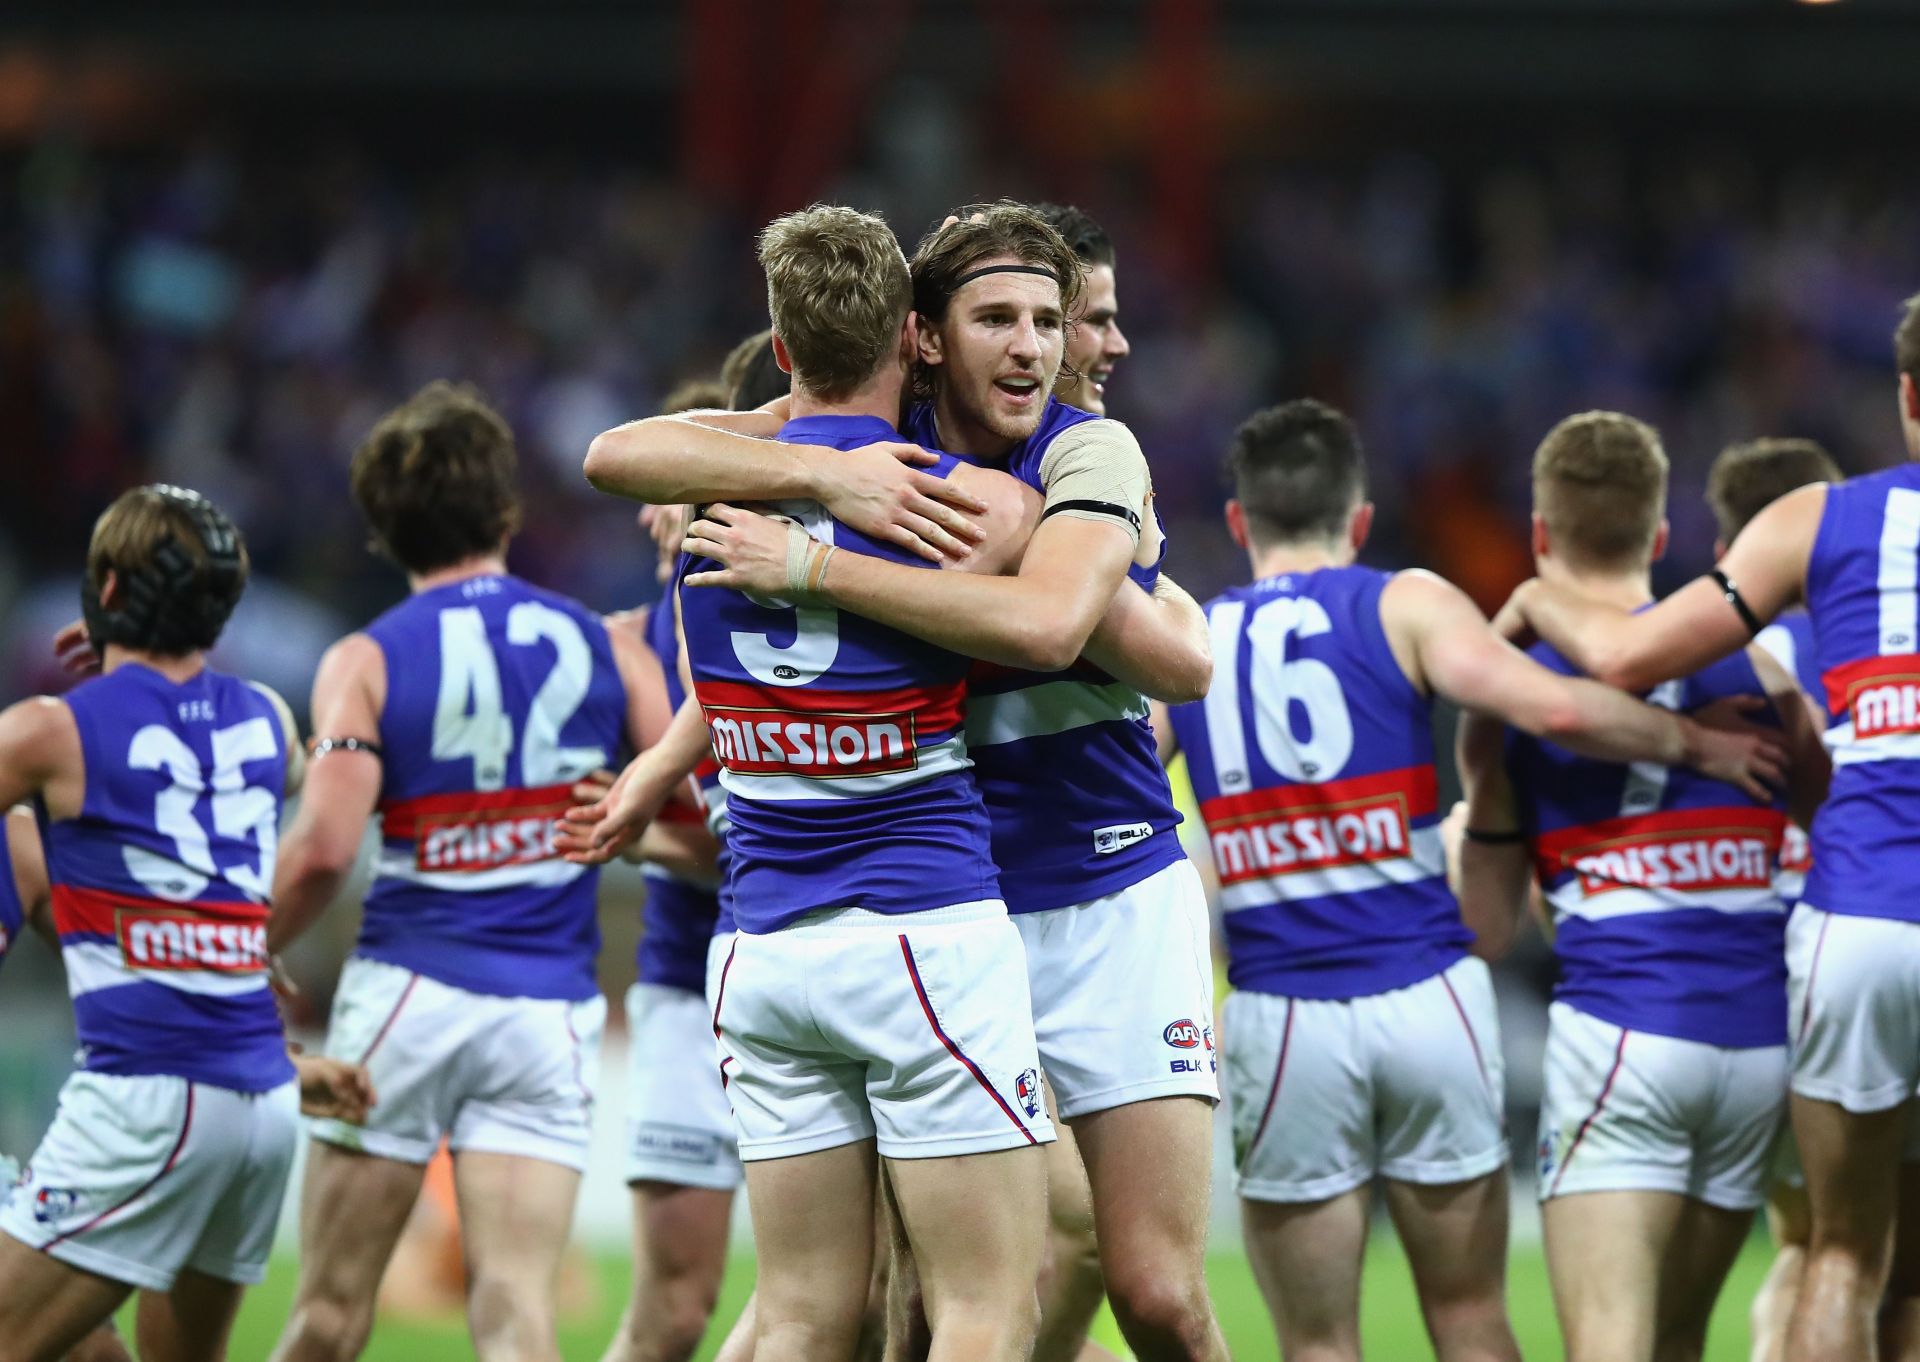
[1747,644,1832,831]
[1080,574,1213,704]
[249,682,306,797]
[0,697,81,817]
[1383,570,1786,797]
[1448,715,1533,962]
[6,806,54,947]
[1503,484,1826,692]
[608,618,676,757]
[583,411,987,562]
[559,694,712,865]
[268,634,385,953]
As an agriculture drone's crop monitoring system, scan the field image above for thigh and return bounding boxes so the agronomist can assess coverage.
[630,1180,734,1287]
[1240,1187,1371,1354]
[1538,1006,1693,1203]
[451,992,605,1173]
[865,914,1054,1159]
[311,957,458,1164]
[1021,862,1218,1122]
[452,1150,583,1290]
[0,1073,222,1294]
[1786,906,1920,1115]
[134,1267,246,1362]
[744,1139,880,1348]
[887,1145,1048,1313]
[624,983,743,1191]
[1793,1091,1909,1262]
[288,1140,427,1307]
[0,1230,132,1361]
[1223,989,1373,1204]
[1543,1190,1686,1360]
[1382,1172,1513,1311]
[185,1083,301,1287]
[1375,959,1509,1188]
[1073,1095,1215,1283]
[1655,1199,1753,1351]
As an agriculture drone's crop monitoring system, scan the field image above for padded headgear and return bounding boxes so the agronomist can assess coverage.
[81,485,247,655]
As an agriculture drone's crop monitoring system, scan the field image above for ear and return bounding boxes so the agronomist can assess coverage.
[1712,535,1728,563]
[1904,372,1920,423]
[1224,499,1249,550]
[1650,517,1669,564]
[770,333,794,377]
[916,315,945,368]
[1530,512,1550,563]
[900,312,920,364]
[1349,502,1375,555]
[99,569,121,610]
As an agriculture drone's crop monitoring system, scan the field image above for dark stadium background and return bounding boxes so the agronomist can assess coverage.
[1,3,1916,1355]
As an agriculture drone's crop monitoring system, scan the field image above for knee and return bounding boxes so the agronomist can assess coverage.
[281,1296,377,1362]
[1422,1292,1517,1355]
[466,1270,555,1352]
[1103,1266,1214,1357]
[654,1274,722,1360]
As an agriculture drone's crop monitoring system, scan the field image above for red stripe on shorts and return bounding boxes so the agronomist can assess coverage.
[711,939,738,1091]
[1245,999,1296,1164]
[1797,911,1833,1047]
[358,974,421,1066]
[1549,1029,1629,1198]
[898,935,1037,1144]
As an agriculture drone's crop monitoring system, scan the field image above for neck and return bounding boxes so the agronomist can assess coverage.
[410,552,509,595]
[1248,538,1352,580]
[102,645,205,683]
[930,389,1016,462]
[789,370,905,426]
[1536,556,1653,610]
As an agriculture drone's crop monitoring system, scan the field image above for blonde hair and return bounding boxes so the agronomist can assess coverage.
[757,206,910,401]
[1532,411,1669,571]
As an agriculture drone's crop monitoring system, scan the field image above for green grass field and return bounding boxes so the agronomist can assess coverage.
[176,1235,1777,1360]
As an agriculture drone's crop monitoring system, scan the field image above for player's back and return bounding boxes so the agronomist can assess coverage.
[40,662,293,1090]
[1804,464,1920,920]
[906,398,1185,914]
[1170,565,1465,997]
[679,413,998,929]
[1511,641,1788,1047]
[361,572,626,1001]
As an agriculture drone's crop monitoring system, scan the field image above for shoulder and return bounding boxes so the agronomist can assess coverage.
[317,632,385,684]
[1378,567,1471,619]
[0,695,80,775]
[1036,417,1145,478]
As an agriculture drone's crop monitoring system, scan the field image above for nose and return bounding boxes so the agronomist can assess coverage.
[1107,319,1130,358]
[1008,316,1042,363]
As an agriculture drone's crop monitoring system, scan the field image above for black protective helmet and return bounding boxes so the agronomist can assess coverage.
[81,484,248,655]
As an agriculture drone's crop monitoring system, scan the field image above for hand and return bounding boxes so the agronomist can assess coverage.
[812,442,985,563]
[640,504,692,585]
[53,619,100,677]
[557,753,674,865]
[681,504,801,597]
[1491,582,1537,647]
[1685,694,1789,801]
[571,767,617,806]
[293,1053,378,1123]
[1134,491,1164,571]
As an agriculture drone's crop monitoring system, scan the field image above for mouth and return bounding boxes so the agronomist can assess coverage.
[993,374,1042,405]
[1086,366,1112,398]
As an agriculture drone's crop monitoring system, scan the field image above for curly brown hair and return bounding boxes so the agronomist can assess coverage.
[350,381,523,575]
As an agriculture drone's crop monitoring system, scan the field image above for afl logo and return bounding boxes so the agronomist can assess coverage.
[773,665,801,681]
[1163,1019,1203,1050]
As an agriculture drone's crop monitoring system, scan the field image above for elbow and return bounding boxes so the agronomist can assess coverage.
[1162,645,1213,705]
[583,427,651,498]
[1537,696,1589,746]
[1007,610,1086,672]
[1590,647,1655,694]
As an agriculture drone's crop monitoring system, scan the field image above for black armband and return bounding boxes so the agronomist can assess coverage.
[1041,499,1142,531]
[1709,568,1764,638]
[310,736,383,759]
[1463,826,1525,846]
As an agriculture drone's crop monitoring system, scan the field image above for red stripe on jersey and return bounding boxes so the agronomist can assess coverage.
[1532,806,1787,897]
[52,885,269,975]
[1823,654,1920,735]
[380,786,577,873]
[378,783,579,842]
[1198,765,1438,887]
[693,677,966,732]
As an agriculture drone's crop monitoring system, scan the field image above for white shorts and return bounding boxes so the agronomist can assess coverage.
[715,902,1055,1161]
[1224,957,1507,1203]
[0,1073,299,1291]
[1787,903,1920,1114]
[1538,1002,1786,1211]
[311,956,606,1172]
[624,979,741,1191]
[1017,858,1219,1121]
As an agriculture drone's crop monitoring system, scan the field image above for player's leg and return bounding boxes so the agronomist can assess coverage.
[0,1235,131,1362]
[882,1169,932,1362]
[1030,864,1225,1362]
[1787,1095,1908,1362]
[1383,1176,1521,1362]
[1544,1191,1684,1362]
[1651,1201,1752,1362]
[134,1268,246,1362]
[270,1144,428,1361]
[712,1297,757,1362]
[1033,1108,1113,1362]
[1878,1156,1920,1360]
[601,1183,734,1362]
[1240,1189,1370,1362]
[62,1321,134,1362]
[887,1146,1048,1362]
[1749,1158,1810,1362]
[745,1141,880,1360]
[1373,958,1519,1362]
[450,1151,582,1362]
[603,980,741,1362]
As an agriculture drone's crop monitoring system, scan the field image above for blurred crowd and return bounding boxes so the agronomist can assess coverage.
[3,135,1918,712]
